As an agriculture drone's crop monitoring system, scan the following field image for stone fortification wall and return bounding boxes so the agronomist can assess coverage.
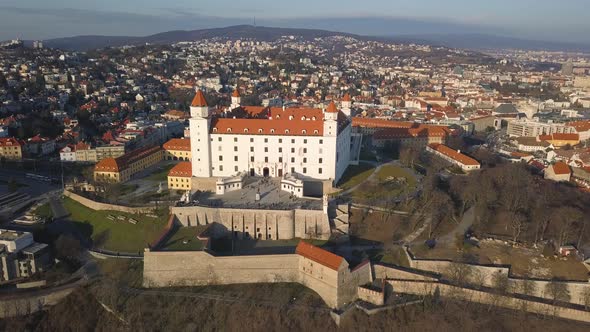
[143,250,344,307]
[64,191,153,214]
[388,280,590,324]
[357,286,384,306]
[404,247,590,306]
[373,264,439,281]
[172,205,330,240]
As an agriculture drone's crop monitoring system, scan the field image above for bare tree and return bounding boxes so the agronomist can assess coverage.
[509,212,527,244]
[544,279,571,304]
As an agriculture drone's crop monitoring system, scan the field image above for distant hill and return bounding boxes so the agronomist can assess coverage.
[38,25,590,52]
[41,25,362,51]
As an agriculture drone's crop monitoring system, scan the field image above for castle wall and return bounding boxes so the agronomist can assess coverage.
[172,205,330,240]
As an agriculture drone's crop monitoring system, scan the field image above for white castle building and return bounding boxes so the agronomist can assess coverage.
[189,90,358,193]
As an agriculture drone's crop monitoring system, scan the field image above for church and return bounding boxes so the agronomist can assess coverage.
[187,90,360,193]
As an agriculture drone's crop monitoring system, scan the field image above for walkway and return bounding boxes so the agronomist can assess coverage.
[438,207,476,245]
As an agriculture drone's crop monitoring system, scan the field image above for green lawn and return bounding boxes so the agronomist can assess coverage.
[146,164,175,182]
[161,226,206,251]
[34,203,53,218]
[62,197,168,253]
[336,162,376,190]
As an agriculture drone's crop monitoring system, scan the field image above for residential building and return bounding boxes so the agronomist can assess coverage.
[0,229,52,281]
[0,137,25,160]
[372,125,449,148]
[163,138,191,161]
[513,137,551,152]
[167,161,192,191]
[507,119,575,137]
[538,133,580,148]
[94,145,163,183]
[426,143,481,171]
[544,162,571,182]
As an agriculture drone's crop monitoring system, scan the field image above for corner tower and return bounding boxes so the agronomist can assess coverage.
[231,89,241,110]
[341,93,352,117]
[189,90,212,178]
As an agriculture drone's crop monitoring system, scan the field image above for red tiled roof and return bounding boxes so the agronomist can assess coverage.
[168,162,192,177]
[551,162,571,175]
[374,126,450,140]
[352,118,415,129]
[296,241,344,271]
[191,90,208,107]
[163,138,191,151]
[568,121,590,132]
[0,137,25,147]
[212,106,336,136]
[538,133,579,142]
[342,93,351,102]
[95,145,162,172]
[232,89,240,97]
[428,143,480,166]
[326,101,338,113]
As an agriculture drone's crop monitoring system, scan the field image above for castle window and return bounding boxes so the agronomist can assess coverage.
[289,115,293,120]
[244,128,249,133]
[312,116,316,121]
[258,129,263,133]
[270,129,275,133]
[285,129,290,134]
[301,116,306,120]
[314,130,319,134]
[227,128,232,132]
[213,128,218,132]
[302,130,306,134]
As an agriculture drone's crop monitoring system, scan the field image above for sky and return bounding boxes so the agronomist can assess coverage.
[0,0,588,43]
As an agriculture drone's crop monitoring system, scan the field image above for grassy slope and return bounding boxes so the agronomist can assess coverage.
[62,197,168,253]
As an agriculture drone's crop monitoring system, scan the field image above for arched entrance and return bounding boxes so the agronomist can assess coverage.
[263,167,270,177]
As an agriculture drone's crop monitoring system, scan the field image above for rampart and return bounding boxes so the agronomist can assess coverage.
[403,247,590,307]
[388,279,590,324]
[171,205,331,240]
[64,190,154,214]
[143,248,370,308]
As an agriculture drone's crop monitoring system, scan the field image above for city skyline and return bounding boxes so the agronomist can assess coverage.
[0,0,588,44]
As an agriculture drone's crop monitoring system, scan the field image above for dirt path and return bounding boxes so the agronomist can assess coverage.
[438,207,476,245]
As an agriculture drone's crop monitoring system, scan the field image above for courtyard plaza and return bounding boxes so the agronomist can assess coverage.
[185,177,323,211]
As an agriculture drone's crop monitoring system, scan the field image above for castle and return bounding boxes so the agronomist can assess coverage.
[188,90,360,192]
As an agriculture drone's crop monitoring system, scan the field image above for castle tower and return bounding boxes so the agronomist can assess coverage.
[189,90,212,178]
[341,93,352,117]
[323,101,339,137]
[231,89,241,109]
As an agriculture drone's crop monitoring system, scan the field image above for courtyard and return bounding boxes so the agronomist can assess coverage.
[191,177,323,210]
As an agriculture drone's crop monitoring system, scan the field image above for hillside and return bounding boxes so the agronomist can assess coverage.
[42,25,362,51]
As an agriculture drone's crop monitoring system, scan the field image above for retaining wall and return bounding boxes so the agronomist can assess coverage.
[388,280,590,324]
[172,205,330,240]
[404,247,590,307]
[64,191,154,214]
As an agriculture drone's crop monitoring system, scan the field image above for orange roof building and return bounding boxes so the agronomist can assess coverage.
[426,143,481,171]
[168,161,192,190]
[538,133,580,148]
[296,241,345,271]
[0,137,25,160]
[94,145,163,183]
[163,138,191,161]
[545,161,572,182]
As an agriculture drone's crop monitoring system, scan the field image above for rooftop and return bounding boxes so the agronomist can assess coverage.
[428,143,480,166]
[296,241,344,271]
[163,138,191,151]
[168,161,192,178]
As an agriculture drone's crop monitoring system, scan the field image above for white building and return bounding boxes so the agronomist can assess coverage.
[188,90,355,192]
[507,119,576,137]
[59,145,77,162]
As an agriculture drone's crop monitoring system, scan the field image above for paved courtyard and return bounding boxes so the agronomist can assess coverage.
[192,177,322,210]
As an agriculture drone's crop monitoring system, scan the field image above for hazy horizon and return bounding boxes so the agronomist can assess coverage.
[0,0,588,44]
